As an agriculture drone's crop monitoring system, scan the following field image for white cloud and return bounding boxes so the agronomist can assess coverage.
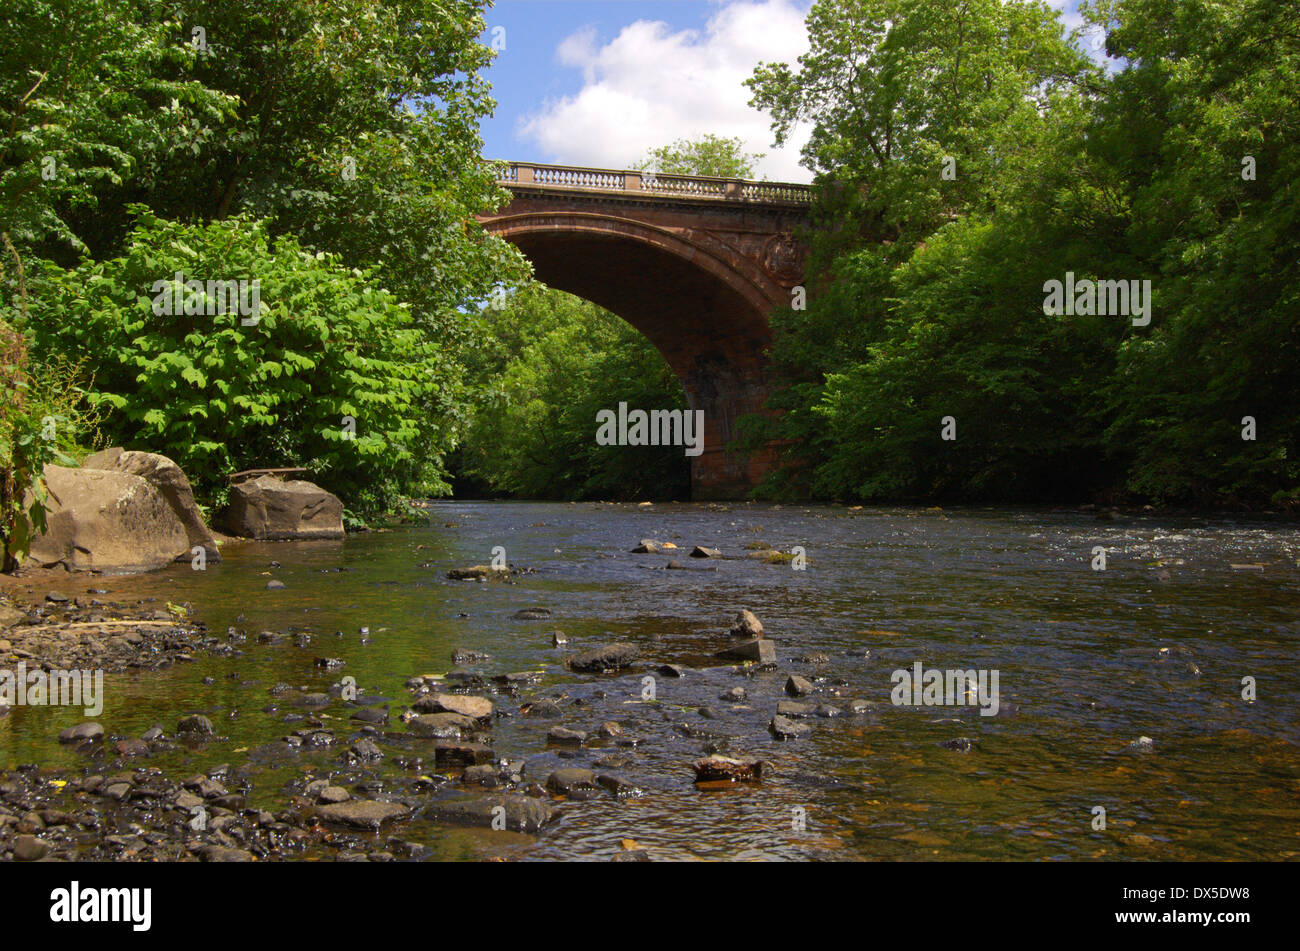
[517,0,814,183]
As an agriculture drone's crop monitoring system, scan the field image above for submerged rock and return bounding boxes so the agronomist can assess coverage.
[446,565,509,581]
[547,726,587,745]
[569,642,640,672]
[409,712,477,738]
[545,768,598,795]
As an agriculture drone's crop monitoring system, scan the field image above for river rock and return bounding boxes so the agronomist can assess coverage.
[785,675,814,696]
[428,794,553,833]
[716,639,776,665]
[412,693,493,724]
[409,712,477,738]
[177,714,215,736]
[512,608,551,620]
[318,799,409,829]
[729,609,764,638]
[776,700,815,718]
[569,642,640,672]
[25,464,189,572]
[545,767,598,795]
[547,726,587,745]
[12,834,51,861]
[522,698,562,718]
[690,546,722,558]
[82,448,220,561]
[447,565,508,580]
[693,755,763,783]
[596,774,643,798]
[57,721,104,744]
[318,785,350,804]
[433,741,495,766]
[632,540,660,553]
[0,604,28,629]
[769,715,810,740]
[222,475,344,540]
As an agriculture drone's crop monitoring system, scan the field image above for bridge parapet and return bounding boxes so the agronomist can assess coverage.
[497,161,812,206]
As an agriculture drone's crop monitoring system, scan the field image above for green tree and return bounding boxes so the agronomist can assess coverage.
[633,134,765,179]
[739,0,1101,499]
[454,285,690,500]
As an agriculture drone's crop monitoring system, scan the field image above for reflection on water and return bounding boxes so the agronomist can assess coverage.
[3,502,1298,860]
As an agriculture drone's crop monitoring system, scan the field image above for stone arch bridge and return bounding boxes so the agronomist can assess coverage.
[479,162,811,499]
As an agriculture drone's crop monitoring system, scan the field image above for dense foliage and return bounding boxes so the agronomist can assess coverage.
[30,212,445,515]
[742,0,1299,506]
[452,285,690,501]
[2,0,522,562]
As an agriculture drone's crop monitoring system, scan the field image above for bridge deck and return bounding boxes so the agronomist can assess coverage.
[496,161,812,206]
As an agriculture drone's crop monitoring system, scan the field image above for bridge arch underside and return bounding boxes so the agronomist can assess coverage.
[487,214,778,499]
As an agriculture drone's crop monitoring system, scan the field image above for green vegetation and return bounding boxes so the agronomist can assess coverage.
[633,133,765,179]
[741,0,1300,507]
[452,285,689,500]
[30,212,447,515]
[2,0,522,562]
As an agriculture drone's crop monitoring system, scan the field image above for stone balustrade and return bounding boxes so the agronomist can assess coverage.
[496,161,813,204]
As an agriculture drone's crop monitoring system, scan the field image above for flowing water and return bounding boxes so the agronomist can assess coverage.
[3,502,1299,861]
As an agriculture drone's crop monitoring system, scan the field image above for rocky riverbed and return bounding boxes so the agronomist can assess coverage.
[0,586,868,861]
[3,501,1299,861]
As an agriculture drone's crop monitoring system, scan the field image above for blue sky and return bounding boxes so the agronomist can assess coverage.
[477,1,1093,183]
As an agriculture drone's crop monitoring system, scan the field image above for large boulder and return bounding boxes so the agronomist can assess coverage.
[222,475,344,540]
[25,465,189,572]
[82,448,219,561]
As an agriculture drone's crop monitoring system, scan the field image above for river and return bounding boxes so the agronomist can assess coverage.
[3,501,1298,860]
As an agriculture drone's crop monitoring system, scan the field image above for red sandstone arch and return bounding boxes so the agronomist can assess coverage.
[481,212,779,499]
[478,167,810,498]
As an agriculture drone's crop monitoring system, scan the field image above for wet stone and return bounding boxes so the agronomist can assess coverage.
[547,726,587,746]
[769,715,810,740]
[570,643,640,673]
[427,794,553,833]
